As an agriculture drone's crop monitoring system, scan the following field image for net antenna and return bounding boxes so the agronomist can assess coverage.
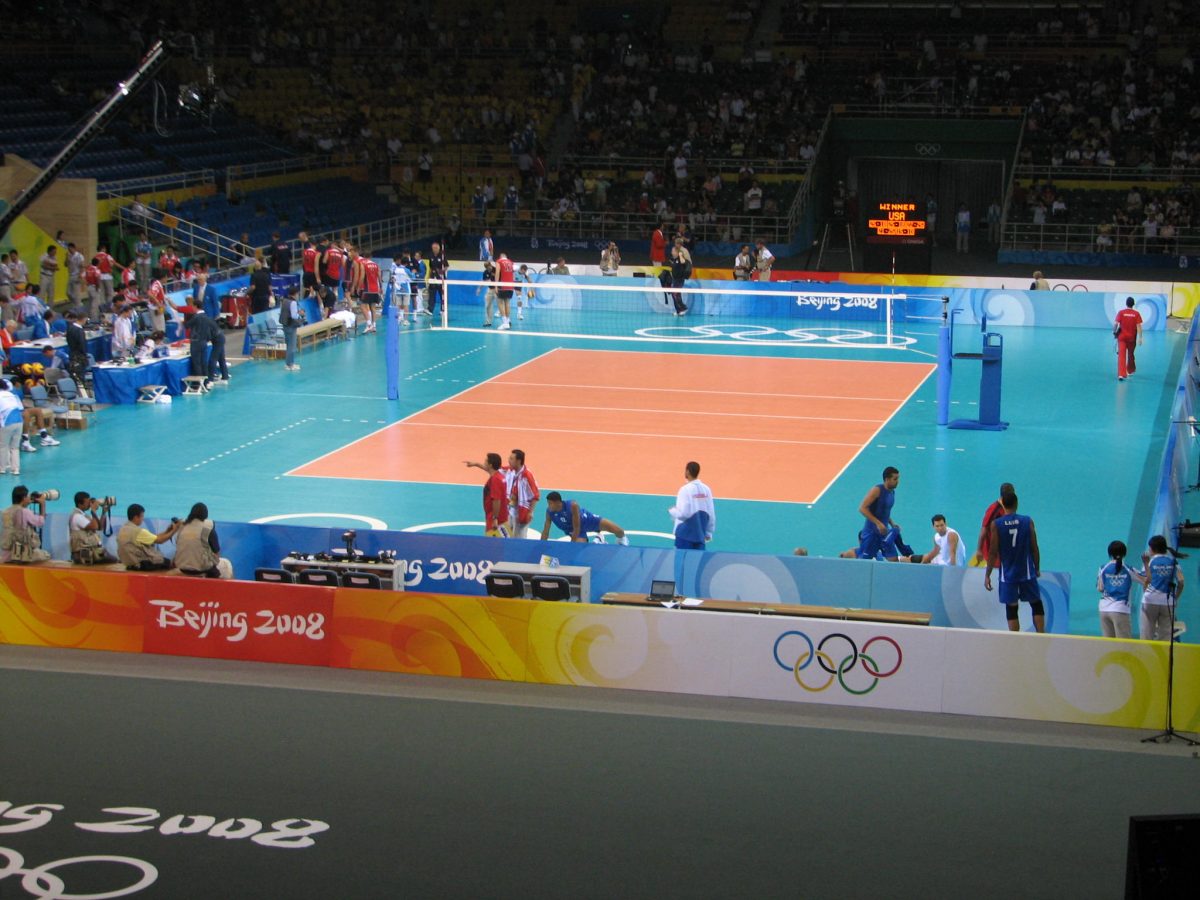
[438,277,912,350]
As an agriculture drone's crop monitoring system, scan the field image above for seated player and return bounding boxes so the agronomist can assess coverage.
[540,492,630,545]
[917,514,967,565]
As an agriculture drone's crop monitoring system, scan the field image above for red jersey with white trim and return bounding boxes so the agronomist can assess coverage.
[302,246,318,273]
[484,471,507,530]
[1115,307,1142,341]
[158,251,179,275]
[362,259,381,293]
[96,252,114,275]
[147,280,166,305]
[121,267,135,287]
[84,265,100,286]
[497,257,514,286]
[324,247,345,279]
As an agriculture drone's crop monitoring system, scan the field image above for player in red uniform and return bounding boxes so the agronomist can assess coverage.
[349,249,382,334]
[320,239,344,303]
[495,252,515,330]
[972,481,1014,566]
[1114,296,1143,381]
[300,233,319,294]
[464,454,509,536]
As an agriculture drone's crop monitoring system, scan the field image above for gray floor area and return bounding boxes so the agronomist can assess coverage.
[1,645,1196,899]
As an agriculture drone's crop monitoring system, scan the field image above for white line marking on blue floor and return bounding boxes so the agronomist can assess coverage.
[405,345,485,380]
[184,418,316,471]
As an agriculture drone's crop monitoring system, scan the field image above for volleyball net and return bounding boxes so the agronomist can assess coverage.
[432,274,915,349]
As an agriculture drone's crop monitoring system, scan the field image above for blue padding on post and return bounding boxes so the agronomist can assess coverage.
[385,305,399,400]
[937,325,951,426]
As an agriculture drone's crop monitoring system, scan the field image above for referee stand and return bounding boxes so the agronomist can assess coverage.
[938,300,1009,431]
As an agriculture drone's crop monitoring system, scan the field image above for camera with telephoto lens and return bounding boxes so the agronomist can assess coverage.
[101,496,116,508]
[30,489,60,503]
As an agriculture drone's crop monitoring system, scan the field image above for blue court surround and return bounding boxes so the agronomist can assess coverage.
[20,301,1182,638]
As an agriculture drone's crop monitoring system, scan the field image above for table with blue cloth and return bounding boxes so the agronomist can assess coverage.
[6,332,112,367]
[91,354,198,404]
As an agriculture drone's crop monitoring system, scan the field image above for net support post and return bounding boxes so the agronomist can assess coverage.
[937,297,951,426]
[386,305,400,400]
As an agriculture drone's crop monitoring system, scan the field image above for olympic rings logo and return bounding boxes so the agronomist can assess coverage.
[0,846,157,898]
[914,143,941,156]
[772,631,903,695]
[633,324,917,347]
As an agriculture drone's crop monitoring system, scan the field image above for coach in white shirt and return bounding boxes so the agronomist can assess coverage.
[111,306,136,358]
[669,461,715,549]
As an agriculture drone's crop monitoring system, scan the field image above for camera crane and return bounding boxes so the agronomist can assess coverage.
[0,37,198,242]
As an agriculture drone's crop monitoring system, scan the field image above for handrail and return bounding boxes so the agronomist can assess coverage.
[225,154,357,187]
[559,154,813,176]
[119,204,442,271]
[97,169,216,198]
[833,103,1025,119]
[788,108,833,239]
[480,208,791,246]
[998,108,1028,252]
[1015,164,1200,183]
[1002,220,1200,255]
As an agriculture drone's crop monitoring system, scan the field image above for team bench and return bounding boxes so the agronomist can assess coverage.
[296,317,346,350]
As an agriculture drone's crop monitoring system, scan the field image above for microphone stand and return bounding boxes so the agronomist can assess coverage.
[1141,572,1199,746]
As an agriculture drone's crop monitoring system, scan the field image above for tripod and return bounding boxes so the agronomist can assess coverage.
[1141,588,1199,746]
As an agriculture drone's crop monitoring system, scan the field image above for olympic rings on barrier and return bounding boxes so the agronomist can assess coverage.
[914,143,942,156]
[632,324,917,347]
[772,631,903,695]
[0,846,158,899]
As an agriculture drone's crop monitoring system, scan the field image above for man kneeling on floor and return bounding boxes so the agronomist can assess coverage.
[118,503,183,571]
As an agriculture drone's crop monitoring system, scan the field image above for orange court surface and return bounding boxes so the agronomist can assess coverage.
[290,348,935,503]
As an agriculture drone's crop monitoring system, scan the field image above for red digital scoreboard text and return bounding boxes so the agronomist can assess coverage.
[868,202,928,238]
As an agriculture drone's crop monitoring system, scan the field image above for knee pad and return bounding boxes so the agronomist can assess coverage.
[1030,600,1045,618]
[1005,604,1020,623]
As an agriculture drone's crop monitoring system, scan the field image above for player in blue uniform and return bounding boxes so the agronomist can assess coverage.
[540,492,629,545]
[984,490,1045,632]
[845,467,901,560]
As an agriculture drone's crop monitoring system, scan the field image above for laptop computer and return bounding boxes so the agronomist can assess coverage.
[648,579,676,603]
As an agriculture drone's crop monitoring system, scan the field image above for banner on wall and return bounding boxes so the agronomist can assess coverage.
[0,565,1192,730]
[142,577,333,666]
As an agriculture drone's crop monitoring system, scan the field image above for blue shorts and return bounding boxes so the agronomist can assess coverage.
[858,526,898,560]
[577,511,602,535]
[998,579,1041,606]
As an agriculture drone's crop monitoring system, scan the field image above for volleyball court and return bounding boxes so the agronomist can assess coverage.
[290,347,934,504]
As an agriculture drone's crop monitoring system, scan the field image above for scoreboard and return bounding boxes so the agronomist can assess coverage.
[868,202,927,239]
[863,199,931,274]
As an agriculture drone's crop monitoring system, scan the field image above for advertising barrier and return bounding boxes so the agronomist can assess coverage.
[0,565,1192,731]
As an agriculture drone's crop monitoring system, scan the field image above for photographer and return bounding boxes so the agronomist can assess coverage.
[0,485,51,563]
[117,503,182,571]
[174,502,234,579]
[69,491,117,564]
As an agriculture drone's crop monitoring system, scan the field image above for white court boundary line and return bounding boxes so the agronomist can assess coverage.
[282,347,562,476]
[808,364,939,505]
[442,399,886,425]
[286,346,934,504]
[440,325,912,349]
[488,379,919,404]
[251,512,390,530]
[396,420,861,448]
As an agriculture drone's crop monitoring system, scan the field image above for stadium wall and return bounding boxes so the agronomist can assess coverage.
[0,563,1191,731]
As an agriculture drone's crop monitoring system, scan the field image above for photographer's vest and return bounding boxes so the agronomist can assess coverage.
[174,519,217,574]
[69,511,103,556]
[117,522,165,569]
[1,504,41,560]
